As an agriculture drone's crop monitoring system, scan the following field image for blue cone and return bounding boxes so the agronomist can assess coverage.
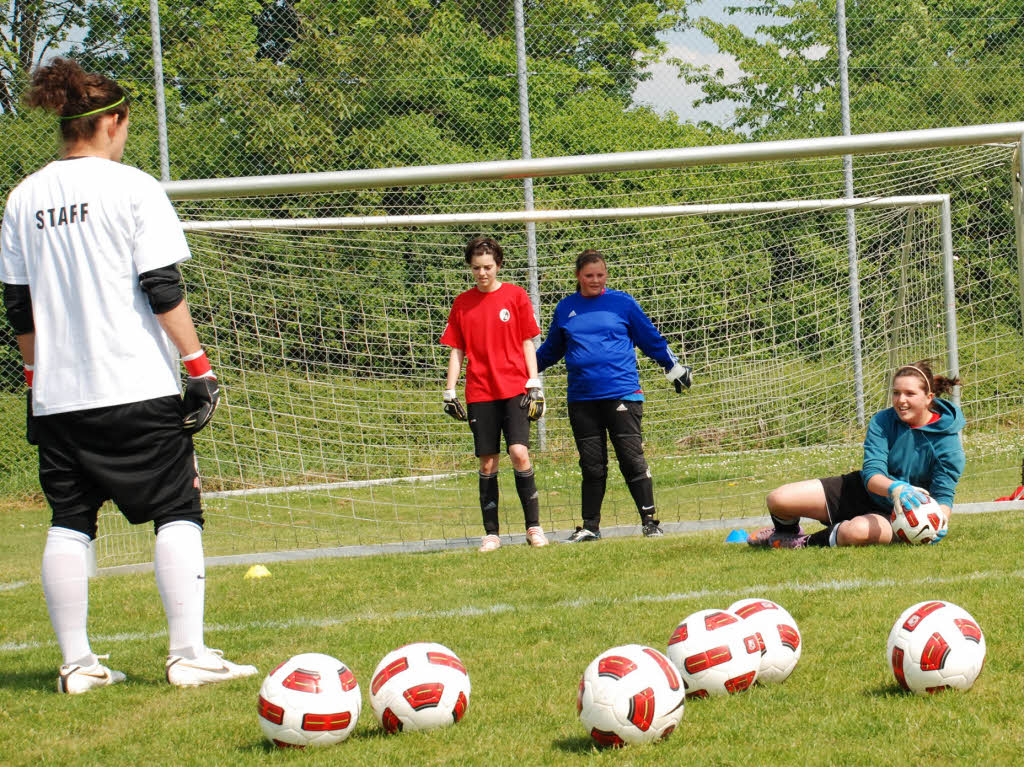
[724,528,748,544]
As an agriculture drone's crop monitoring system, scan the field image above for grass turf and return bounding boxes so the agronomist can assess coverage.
[1,510,1022,766]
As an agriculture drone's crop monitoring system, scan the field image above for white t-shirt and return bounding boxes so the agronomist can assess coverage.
[0,157,191,415]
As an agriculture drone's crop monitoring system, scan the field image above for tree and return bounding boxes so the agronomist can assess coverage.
[0,1,100,114]
[678,0,1024,139]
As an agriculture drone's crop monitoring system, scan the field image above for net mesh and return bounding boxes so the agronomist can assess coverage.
[86,142,1024,565]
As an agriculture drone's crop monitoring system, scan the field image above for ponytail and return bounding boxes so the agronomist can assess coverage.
[25,58,129,143]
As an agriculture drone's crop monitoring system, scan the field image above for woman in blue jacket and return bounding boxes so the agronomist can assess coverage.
[536,250,692,542]
[749,361,965,548]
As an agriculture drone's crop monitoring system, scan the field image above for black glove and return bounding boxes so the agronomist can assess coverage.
[665,363,693,394]
[443,389,467,421]
[520,378,545,421]
[183,374,220,434]
[26,389,38,446]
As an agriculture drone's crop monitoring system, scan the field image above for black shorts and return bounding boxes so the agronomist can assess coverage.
[820,471,886,524]
[36,395,203,539]
[466,397,531,457]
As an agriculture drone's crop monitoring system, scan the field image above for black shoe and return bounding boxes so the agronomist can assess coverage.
[565,526,601,543]
[642,519,664,538]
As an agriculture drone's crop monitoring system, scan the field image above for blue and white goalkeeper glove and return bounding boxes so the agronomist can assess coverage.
[665,363,692,394]
[888,480,927,510]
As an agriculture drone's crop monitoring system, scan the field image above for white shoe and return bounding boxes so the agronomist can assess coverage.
[166,649,258,688]
[58,656,126,694]
[526,526,548,547]
[478,534,501,552]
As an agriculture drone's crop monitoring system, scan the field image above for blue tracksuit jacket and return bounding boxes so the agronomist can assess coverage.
[536,289,676,402]
[861,397,966,509]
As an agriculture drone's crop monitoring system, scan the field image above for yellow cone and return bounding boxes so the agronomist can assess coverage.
[244,564,271,580]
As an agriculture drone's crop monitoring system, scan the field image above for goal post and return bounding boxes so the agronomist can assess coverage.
[87,124,1024,568]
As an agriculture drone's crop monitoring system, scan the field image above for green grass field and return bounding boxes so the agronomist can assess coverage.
[66,428,1022,570]
[2,507,1022,767]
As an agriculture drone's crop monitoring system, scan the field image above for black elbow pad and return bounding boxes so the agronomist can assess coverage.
[139,264,185,314]
[3,282,34,335]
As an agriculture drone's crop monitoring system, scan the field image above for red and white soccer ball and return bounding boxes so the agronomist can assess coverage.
[666,609,761,698]
[890,488,948,544]
[886,600,986,694]
[369,642,471,733]
[577,644,685,747]
[727,598,802,684]
[257,653,362,748]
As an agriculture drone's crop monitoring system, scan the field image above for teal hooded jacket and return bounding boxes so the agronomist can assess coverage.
[861,397,966,509]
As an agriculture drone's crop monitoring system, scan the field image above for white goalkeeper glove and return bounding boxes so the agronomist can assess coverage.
[182,349,220,434]
[443,389,468,421]
[520,378,545,421]
[665,363,692,394]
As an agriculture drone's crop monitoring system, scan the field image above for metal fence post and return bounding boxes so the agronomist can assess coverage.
[836,0,865,426]
[149,0,170,181]
[513,0,545,449]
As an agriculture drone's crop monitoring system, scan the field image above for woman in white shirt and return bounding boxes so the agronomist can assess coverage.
[0,58,255,693]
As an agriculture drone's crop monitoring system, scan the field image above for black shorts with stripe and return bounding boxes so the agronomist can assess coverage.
[36,395,203,539]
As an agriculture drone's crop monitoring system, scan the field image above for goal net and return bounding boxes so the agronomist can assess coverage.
[94,138,1024,567]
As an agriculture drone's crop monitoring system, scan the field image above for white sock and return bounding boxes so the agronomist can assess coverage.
[154,520,206,659]
[41,527,96,667]
[829,524,840,548]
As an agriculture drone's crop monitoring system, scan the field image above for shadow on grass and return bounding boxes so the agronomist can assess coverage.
[552,734,598,754]
[862,683,908,698]
[240,725,393,752]
[2,669,61,692]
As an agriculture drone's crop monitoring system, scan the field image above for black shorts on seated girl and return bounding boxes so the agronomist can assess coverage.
[819,471,884,525]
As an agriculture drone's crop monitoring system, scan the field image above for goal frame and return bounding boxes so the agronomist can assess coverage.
[94,123,1024,572]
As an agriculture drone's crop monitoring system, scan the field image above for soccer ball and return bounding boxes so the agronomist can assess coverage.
[727,598,802,684]
[886,600,986,694]
[257,653,361,748]
[577,644,685,747]
[666,609,761,698]
[890,488,948,544]
[369,642,471,733]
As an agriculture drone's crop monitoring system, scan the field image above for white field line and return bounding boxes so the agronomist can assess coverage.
[2,569,1020,655]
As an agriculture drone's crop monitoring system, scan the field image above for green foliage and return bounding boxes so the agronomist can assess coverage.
[684,0,1024,139]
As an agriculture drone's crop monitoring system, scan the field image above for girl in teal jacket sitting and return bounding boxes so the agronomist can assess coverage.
[748,361,965,548]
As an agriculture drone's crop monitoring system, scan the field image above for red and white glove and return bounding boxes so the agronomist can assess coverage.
[24,364,37,445]
[182,350,220,434]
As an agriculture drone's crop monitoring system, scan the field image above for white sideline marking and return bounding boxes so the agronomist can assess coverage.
[2,569,1019,655]
[0,581,29,592]
[205,472,466,499]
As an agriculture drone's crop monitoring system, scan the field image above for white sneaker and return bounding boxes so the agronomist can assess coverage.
[58,656,126,694]
[166,649,258,688]
[526,526,548,547]
[478,534,501,552]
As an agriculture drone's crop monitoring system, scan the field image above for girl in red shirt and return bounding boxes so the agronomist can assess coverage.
[441,237,547,551]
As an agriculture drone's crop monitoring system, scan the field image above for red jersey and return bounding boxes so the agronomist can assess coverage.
[440,282,541,403]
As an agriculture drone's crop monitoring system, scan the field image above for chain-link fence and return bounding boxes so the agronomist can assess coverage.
[5,2,1024,192]
[3,1,1024,515]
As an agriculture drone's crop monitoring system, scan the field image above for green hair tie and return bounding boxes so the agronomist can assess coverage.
[60,95,126,121]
